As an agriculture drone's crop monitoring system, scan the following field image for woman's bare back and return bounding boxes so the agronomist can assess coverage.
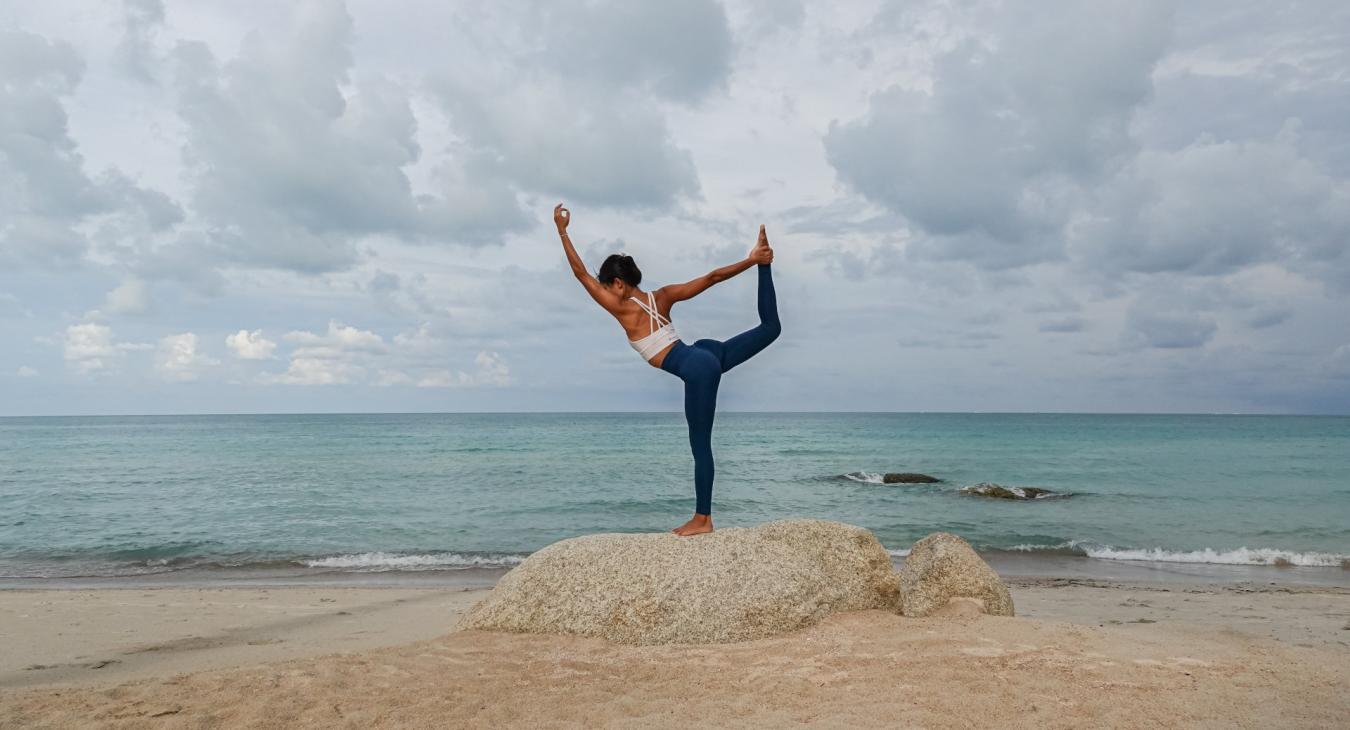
[612,289,678,366]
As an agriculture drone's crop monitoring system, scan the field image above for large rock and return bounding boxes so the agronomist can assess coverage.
[459,519,902,645]
[961,482,1057,500]
[883,472,941,484]
[898,532,1014,617]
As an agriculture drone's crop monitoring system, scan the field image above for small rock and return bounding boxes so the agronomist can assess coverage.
[898,532,1014,617]
[882,473,941,484]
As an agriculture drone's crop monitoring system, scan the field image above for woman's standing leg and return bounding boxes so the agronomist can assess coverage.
[684,358,720,516]
[716,264,780,373]
[668,346,721,535]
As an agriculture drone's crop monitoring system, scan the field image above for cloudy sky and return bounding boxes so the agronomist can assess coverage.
[3,0,1349,416]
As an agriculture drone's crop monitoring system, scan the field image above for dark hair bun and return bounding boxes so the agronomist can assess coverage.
[598,253,642,287]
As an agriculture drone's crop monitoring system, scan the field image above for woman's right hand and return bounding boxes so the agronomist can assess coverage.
[554,203,570,232]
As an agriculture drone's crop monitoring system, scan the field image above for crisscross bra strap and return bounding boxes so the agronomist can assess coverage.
[629,292,669,334]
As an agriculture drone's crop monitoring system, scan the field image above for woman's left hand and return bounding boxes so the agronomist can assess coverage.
[749,224,773,264]
[554,203,570,232]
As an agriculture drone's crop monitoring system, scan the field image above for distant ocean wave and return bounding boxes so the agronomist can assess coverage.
[0,549,529,578]
[299,551,527,571]
[1002,541,1349,568]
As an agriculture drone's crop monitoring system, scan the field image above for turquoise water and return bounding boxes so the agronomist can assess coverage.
[1,413,1347,581]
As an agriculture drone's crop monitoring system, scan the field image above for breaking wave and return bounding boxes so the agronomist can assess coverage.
[1004,541,1348,568]
[300,552,527,571]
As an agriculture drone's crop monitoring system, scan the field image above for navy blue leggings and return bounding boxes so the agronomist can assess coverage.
[659,264,780,515]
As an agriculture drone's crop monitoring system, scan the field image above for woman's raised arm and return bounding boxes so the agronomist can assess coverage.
[556,203,621,313]
[659,224,773,304]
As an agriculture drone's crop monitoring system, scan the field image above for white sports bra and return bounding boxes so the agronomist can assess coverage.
[628,290,680,361]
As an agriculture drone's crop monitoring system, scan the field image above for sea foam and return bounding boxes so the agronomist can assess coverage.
[301,552,526,571]
[1006,541,1347,567]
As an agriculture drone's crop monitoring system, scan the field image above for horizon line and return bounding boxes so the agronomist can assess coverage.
[2,409,1348,418]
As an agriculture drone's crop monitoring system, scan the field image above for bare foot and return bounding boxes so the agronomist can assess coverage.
[671,514,713,536]
[748,224,773,264]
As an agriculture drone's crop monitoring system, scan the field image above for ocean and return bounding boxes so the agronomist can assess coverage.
[1,413,1347,587]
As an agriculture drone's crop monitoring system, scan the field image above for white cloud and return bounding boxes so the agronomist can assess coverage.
[284,320,387,359]
[409,350,511,389]
[262,357,363,386]
[61,322,148,374]
[260,320,385,385]
[16,366,38,377]
[262,319,510,388]
[155,332,218,381]
[225,329,277,359]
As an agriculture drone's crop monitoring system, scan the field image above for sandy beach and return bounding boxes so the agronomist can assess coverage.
[2,578,1346,728]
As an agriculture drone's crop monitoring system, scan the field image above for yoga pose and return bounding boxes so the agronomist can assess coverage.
[554,203,781,536]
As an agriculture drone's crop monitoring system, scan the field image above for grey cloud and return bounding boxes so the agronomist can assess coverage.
[1155,3,1350,171]
[529,0,733,104]
[424,1,719,214]
[732,0,806,36]
[126,231,227,295]
[1245,308,1292,329]
[166,0,531,275]
[0,27,82,87]
[1125,303,1218,349]
[368,270,400,295]
[115,0,166,84]
[0,29,177,269]
[427,76,700,212]
[1073,123,1350,283]
[1039,317,1087,334]
[823,2,1174,268]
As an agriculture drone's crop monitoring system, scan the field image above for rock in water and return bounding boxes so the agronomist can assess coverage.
[960,483,1056,500]
[882,472,941,484]
[459,519,902,645]
[898,532,1014,617]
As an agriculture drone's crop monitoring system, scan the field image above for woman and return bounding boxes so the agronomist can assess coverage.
[554,203,780,536]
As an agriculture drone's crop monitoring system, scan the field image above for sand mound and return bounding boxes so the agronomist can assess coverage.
[459,519,901,645]
[899,532,1015,617]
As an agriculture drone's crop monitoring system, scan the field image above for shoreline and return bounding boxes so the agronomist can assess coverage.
[3,550,1346,591]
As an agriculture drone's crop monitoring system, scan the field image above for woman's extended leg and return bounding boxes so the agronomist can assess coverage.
[716,263,780,373]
